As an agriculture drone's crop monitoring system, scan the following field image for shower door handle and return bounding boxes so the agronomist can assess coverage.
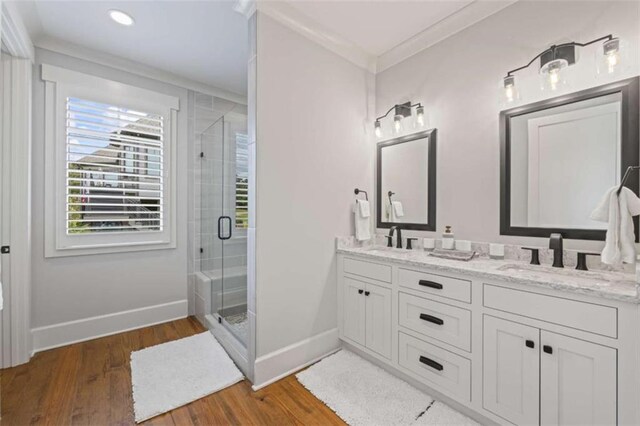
[218,216,233,240]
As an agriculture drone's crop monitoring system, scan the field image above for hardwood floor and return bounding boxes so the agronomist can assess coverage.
[1,317,344,426]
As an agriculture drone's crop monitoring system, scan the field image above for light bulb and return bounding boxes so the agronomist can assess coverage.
[393,114,403,134]
[549,69,560,88]
[503,76,517,103]
[540,58,567,92]
[607,53,618,70]
[416,106,425,127]
[603,38,620,74]
[374,121,382,138]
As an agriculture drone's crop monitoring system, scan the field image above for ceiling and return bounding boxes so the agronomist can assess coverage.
[286,0,474,56]
[10,0,512,94]
[11,0,249,95]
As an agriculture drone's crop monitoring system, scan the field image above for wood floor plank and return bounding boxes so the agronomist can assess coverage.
[0,317,343,426]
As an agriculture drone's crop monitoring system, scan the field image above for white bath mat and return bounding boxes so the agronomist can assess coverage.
[130,332,243,422]
[296,350,478,426]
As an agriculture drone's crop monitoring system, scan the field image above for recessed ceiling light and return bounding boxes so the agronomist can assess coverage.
[109,10,135,26]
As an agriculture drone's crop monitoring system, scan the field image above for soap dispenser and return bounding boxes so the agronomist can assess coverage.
[442,226,455,250]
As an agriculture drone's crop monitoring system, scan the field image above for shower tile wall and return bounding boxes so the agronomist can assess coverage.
[187,90,248,319]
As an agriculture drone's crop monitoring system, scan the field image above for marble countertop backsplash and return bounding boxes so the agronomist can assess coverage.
[336,236,640,303]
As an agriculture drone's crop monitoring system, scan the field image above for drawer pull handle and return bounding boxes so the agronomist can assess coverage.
[419,313,444,325]
[419,355,443,371]
[418,280,443,290]
[543,345,553,354]
[525,339,535,349]
[358,289,364,294]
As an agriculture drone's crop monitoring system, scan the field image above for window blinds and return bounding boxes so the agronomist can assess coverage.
[65,97,164,234]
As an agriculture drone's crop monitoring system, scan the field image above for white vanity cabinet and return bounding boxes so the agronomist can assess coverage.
[337,250,640,426]
[342,274,392,359]
[483,315,540,425]
[483,316,616,425]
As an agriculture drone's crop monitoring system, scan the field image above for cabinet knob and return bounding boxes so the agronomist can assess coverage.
[364,291,370,296]
[525,339,535,349]
[543,345,553,354]
[358,289,363,294]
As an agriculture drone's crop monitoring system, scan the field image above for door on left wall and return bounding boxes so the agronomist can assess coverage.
[0,48,12,368]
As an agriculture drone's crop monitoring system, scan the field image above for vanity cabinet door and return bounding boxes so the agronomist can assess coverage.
[540,331,616,426]
[343,277,366,346]
[365,282,392,359]
[483,316,540,426]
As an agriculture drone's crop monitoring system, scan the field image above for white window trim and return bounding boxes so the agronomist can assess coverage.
[42,64,179,257]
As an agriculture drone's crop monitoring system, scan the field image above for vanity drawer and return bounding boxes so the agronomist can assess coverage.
[344,258,392,283]
[398,332,471,402]
[483,284,617,338]
[399,268,471,303]
[399,293,471,352]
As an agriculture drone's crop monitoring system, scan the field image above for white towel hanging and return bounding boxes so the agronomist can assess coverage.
[354,200,371,241]
[591,186,640,265]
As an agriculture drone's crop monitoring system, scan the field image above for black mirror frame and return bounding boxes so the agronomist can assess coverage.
[500,77,639,241]
[377,129,437,231]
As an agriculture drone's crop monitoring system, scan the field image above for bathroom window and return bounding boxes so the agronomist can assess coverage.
[235,133,249,229]
[42,64,179,257]
[66,97,164,235]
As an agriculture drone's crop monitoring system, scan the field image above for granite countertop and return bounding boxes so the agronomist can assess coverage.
[336,240,640,304]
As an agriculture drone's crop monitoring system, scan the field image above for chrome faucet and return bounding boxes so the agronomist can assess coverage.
[549,233,564,268]
[389,226,403,249]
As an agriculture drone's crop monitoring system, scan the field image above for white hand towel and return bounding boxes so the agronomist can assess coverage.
[392,201,404,217]
[354,200,371,241]
[388,201,404,222]
[357,199,370,218]
[591,186,640,265]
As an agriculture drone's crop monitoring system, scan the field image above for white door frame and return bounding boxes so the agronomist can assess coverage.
[1,0,34,367]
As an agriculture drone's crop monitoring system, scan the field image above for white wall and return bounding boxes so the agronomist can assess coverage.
[30,48,188,350]
[376,0,640,251]
[253,14,374,383]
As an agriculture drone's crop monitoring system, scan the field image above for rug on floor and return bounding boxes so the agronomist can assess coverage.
[130,332,243,423]
[296,350,478,426]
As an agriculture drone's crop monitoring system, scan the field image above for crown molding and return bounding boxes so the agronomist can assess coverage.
[377,0,518,73]
[1,1,35,61]
[34,36,247,105]
[256,1,377,73]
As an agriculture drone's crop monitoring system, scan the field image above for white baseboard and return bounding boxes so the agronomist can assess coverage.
[31,300,188,353]
[252,327,340,390]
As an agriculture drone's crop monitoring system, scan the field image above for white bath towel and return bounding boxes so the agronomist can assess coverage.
[591,186,640,265]
[354,200,371,241]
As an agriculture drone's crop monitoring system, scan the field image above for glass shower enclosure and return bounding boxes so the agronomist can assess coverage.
[199,111,248,347]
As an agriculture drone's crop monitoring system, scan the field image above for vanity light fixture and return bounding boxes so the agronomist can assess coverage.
[502,34,622,102]
[374,101,425,138]
[109,9,135,26]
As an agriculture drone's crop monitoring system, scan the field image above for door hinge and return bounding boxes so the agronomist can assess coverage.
[1,246,9,254]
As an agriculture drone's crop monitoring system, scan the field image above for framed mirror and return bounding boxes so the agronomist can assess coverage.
[500,77,639,240]
[377,129,437,231]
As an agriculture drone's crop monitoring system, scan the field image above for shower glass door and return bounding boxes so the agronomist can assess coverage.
[219,112,248,346]
[199,111,248,347]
